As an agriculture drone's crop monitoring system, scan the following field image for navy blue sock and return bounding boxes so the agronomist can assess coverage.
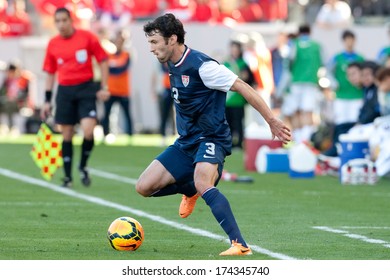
[202,187,247,247]
[150,182,197,197]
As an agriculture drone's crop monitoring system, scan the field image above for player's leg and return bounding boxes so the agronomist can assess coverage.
[101,96,115,136]
[55,85,78,187]
[136,145,196,198]
[194,162,251,256]
[60,124,75,187]
[119,96,133,135]
[78,117,96,186]
[299,85,320,142]
[136,159,176,197]
[77,82,99,186]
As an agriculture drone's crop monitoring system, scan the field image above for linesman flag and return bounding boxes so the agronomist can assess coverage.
[30,123,63,180]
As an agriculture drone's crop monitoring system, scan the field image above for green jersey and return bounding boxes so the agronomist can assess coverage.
[331,51,364,100]
[377,46,390,65]
[290,36,323,84]
[224,58,248,107]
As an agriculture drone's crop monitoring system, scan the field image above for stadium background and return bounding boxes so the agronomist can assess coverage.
[0,0,389,133]
[0,0,390,263]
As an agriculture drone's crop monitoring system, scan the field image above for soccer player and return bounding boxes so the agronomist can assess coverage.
[41,7,109,187]
[136,13,291,256]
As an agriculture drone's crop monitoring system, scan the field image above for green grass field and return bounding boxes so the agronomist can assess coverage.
[0,135,389,260]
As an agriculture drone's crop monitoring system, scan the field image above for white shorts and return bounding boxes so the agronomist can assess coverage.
[281,84,321,117]
[333,99,363,125]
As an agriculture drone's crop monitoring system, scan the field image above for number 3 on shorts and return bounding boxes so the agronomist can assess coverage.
[205,142,215,156]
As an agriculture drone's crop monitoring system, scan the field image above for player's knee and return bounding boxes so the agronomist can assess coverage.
[194,179,211,194]
[135,180,151,197]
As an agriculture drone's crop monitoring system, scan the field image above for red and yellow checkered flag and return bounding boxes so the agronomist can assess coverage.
[30,123,63,180]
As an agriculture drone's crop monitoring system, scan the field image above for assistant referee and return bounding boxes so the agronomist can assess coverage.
[41,7,110,188]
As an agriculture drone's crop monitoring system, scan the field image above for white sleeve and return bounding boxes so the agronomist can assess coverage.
[198,61,238,92]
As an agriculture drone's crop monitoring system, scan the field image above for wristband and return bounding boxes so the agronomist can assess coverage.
[45,90,52,103]
[101,85,108,91]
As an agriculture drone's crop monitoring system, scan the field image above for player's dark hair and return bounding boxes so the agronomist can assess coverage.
[361,60,380,75]
[376,67,390,82]
[55,7,71,18]
[230,40,244,58]
[347,61,362,69]
[298,24,311,35]
[7,63,17,71]
[143,13,186,44]
[342,30,355,40]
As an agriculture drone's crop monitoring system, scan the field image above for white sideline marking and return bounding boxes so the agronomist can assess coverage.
[89,168,138,185]
[340,226,390,230]
[0,167,297,260]
[313,226,390,249]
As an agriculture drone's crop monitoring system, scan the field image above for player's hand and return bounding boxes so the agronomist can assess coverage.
[268,117,291,145]
[40,102,52,120]
[96,89,110,102]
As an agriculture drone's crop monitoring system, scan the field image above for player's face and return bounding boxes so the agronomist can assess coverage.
[55,12,74,37]
[346,66,361,87]
[147,32,173,63]
[361,68,374,87]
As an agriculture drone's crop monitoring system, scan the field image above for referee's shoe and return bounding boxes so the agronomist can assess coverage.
[79,167,91,187]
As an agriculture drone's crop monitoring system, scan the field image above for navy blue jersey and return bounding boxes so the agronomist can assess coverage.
[167,47,237,155]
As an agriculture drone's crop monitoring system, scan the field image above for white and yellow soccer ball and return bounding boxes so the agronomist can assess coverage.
[107,217,144,251]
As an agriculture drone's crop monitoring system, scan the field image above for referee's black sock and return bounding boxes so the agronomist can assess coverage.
[79,138,94,170]
[150,181,197,197]
[62,140,73,179]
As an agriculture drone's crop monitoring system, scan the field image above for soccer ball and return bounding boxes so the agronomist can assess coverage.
[107,217,144,251]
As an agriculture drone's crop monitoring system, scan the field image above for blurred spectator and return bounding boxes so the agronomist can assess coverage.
[357,61,381,125]
[322,30,364,156]
[223,40,254,149]
[96,0,132,31]
[315,0,352,29]
[164,0,192,21]
[151,62,175,146]
[0,62,33,134]
[101,30,133,140]
[376,67,390,116]
[271,32,290,93]
[377,24,390,66]
[234,0,263,23]
[131,0,159,20]
[259,0,288,21]
[190,0,220,23]
[243,32,274,103]
[287,25,324,143]
[0,0,31,37]
[30,0,94,33]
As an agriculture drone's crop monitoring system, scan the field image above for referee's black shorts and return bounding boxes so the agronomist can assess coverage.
[55,81,99,125]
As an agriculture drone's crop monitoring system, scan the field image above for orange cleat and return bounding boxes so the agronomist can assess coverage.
[219,241,253,256]
[179,194,199,218]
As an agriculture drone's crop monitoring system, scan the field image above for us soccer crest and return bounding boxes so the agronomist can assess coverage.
[181,75,190,87]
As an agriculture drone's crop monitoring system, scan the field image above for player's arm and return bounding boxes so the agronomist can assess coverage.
[199,61,290,143]
[231,78,291,144]
[40,73,55,120]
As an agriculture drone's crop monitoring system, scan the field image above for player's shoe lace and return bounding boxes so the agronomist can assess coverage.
[219,240,252,256]
[62,177,72,188]
[79,167,91,187]
[179,194,199,218]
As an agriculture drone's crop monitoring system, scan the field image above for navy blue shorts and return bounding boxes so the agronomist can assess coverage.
[156,141,225,186]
